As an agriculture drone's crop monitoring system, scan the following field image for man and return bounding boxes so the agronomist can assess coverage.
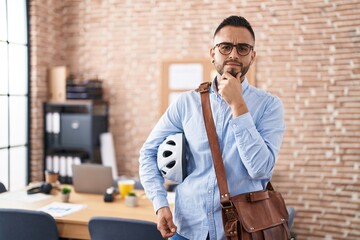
[139,15,285,240]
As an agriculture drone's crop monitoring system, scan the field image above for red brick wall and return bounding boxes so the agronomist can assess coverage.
[29,0,360,239]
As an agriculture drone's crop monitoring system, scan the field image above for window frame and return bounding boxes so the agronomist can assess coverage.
[0,0,30,190]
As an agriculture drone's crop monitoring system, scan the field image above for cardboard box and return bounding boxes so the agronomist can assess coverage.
[48,66,68,102]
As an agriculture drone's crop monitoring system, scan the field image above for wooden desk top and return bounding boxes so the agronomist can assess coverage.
[0,186,157,240]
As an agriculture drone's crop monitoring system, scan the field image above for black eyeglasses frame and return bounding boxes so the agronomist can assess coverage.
[213,42,254,56]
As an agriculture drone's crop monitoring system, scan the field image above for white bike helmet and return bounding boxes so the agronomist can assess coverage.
[157,133,186,184]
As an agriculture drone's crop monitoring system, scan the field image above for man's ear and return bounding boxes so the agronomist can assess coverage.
[210,47,215,61]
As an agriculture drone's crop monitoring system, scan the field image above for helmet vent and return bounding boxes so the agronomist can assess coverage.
[166,160,176,169]
[166,140,176,146]
[163,150,173,158]
[161,170,167,175]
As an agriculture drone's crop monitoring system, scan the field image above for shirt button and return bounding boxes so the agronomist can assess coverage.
[208,212,212,216]
[233,123,237,128]
[208,190,211,194]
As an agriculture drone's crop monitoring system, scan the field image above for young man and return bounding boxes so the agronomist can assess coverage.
[139,16,285,240]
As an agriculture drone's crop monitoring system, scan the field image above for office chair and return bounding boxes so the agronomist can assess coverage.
[0,182,6,193]
[287,206,297,239]
[287,206,296,229]
[89,217,164,240]
[0,208,59,240]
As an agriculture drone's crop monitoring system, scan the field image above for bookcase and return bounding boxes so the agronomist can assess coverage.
[43,100,108,183]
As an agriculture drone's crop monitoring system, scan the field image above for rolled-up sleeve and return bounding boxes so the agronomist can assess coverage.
[139,96,183,213]
[231,96,285,179]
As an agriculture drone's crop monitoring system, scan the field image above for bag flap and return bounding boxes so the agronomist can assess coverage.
[231,190,289,232]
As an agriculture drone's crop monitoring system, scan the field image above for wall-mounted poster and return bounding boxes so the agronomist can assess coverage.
[161,59,213,114]
[168,63,203,90]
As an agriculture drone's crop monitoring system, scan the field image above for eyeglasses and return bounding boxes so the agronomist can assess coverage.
[213,42,254,56]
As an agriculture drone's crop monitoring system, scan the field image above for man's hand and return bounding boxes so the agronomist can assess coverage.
[157,206,177,238]
[218,72,249,117]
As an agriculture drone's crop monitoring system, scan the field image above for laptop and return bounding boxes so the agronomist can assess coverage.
[72,164,114,194]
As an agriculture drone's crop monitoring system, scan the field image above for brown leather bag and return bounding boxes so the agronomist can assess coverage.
[197,82,291,240]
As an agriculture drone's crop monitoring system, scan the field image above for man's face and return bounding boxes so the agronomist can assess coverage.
[210,26,256,80]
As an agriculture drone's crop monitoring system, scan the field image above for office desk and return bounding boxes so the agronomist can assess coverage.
[0,187,157,240]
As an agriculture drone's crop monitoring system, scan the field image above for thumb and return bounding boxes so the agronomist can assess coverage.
[236,71,242,81]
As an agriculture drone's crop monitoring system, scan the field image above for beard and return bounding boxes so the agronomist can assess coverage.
[215,60,251,78]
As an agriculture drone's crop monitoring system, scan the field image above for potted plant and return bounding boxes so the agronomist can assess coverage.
[60,186,71,203]
[125,192,138,207]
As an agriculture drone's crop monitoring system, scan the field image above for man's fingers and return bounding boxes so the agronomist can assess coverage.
[157,219,176,238]
[218,75,230,95]
[218,71,243,105]
[157,207,177,238]
[166,218,177,233]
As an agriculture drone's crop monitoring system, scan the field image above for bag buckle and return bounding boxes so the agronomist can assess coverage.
[221,200,233,209]
[196,82,211,93]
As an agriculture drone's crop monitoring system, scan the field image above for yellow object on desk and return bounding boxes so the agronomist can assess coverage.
[117,179,135,198]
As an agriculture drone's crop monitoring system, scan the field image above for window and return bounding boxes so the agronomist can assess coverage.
[0,0,29,191]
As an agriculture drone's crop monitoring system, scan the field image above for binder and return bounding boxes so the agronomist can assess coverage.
[59,156,67,183]
[66,156,74,184]
[52,112,60,145]
[53,155,60,175]
[46,155,53,172]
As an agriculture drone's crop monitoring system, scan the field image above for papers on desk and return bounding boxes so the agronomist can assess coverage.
[38,202,86,218]
[0,191,52,203]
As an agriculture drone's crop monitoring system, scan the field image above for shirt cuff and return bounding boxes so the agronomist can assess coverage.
[152,195,170,214]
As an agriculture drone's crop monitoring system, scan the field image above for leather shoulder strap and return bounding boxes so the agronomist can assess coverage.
[197,82,275,201]
[197,82,231,204]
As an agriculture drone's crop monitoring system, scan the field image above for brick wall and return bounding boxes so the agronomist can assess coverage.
[29,0,360,239]
[29,0,65,180]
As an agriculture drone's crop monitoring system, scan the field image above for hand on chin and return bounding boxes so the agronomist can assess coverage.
[223,65,241,78]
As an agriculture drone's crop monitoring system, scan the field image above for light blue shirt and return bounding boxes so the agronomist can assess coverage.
[139,78,285,240]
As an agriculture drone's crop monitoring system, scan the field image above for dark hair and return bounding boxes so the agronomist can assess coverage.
[213,16,255,42]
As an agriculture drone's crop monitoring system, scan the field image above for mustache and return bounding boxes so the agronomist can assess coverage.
[224,60,243,67]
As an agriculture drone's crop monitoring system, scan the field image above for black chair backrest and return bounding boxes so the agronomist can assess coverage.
[89,217,164,240]
[287,206,296,229]
[0,208,59,240]
[0,182,6,193]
